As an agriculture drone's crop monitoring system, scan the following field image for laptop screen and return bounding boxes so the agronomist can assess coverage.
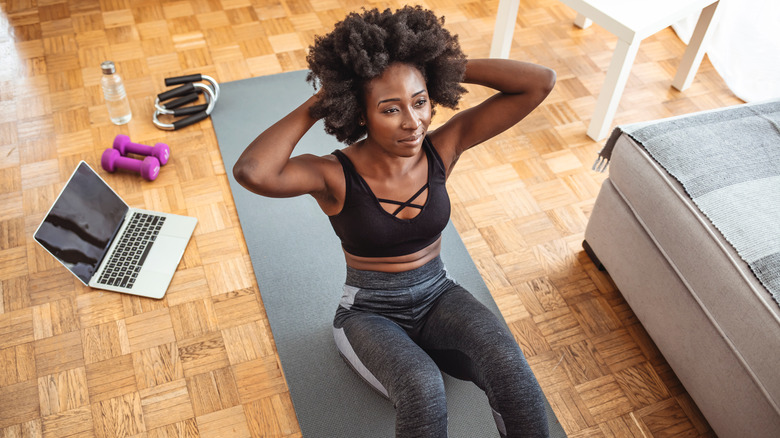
[34,162,129,284]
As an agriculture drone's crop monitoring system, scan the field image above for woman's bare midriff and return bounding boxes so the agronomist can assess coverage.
[343,236,442,273]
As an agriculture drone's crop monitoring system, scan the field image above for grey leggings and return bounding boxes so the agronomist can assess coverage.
[333,257,549,438]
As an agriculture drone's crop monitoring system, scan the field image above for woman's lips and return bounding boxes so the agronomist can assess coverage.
[399,132,423,143]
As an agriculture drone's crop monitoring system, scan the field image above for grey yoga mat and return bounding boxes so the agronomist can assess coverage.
[211,70,566,437]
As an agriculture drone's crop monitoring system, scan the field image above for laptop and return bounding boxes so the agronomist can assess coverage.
[34,161,198,299]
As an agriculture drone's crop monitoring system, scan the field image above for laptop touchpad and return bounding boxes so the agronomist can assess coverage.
[145,236,186,273]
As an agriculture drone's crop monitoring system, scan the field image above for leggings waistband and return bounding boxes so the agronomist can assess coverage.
[345,256,445,290]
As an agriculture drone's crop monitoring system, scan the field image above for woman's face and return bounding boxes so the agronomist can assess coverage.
[362,63,431,157]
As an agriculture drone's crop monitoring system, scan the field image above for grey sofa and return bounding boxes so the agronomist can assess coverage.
[583,102,780,437]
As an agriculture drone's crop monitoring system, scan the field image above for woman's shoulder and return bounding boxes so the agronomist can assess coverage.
[426,128,459,175]
[332,141,379,172]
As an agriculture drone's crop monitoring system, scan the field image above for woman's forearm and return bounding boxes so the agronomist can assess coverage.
[436,58,556,156]
[462,58,556,97]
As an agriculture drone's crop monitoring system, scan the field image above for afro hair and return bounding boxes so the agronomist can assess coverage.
[306,6,467,144]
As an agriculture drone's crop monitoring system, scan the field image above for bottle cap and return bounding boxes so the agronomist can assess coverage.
[101,61,116,75]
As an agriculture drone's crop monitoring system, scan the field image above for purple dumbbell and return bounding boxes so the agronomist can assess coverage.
[101,149,160,181]
[113,134,170,165]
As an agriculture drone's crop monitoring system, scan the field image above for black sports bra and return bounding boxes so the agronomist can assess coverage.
[328,137,451,258]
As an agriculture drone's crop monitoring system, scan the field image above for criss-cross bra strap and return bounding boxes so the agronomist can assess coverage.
[377,183,429,217]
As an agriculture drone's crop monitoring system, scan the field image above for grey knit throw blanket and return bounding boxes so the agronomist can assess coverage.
[595,100,780,306]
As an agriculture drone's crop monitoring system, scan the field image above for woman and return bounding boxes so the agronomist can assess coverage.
[234,6,555,437]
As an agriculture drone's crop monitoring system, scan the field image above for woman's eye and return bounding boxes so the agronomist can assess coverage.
[415,98,428,107]
[382,107,399,114]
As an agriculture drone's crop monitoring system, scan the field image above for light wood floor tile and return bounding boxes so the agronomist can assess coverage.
[170,299,220,342]
[33,330,84,377]
[636,398,699,438]
[139,378,194,430]
[547,387,595,433]
[591,328,648,374]
[85,354,137,404]
[597,414,647,438]
[0,380,40,429]
[244,394,301,438]
[177,331,230,378]
[90,391,145,438]
[75,290,126,328]
[124,308,176,353]
[41,406,94,438]
[37,367,90,416]
[132,343,184,390]
[146,418,200,438]
[576,375,635,424]
[221,320,275,365]
[559,339,610,387]
[186,367,241,417]
[0,419,43,438]
[212,288,263,329]
[195,405,250,438]
[233,355,288,405]
[82,321,124,365]
[615,362,672,410]
[0,343,37,388]
[32,299,78,341]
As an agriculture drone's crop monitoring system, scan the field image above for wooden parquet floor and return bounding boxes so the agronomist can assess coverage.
[0,0,742,436]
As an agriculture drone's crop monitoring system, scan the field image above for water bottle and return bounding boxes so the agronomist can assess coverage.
[101,61,132,125]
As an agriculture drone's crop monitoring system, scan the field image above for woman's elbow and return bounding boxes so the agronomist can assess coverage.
[233,158,263,191]
[525,67,556,108]
[539,67,556,97]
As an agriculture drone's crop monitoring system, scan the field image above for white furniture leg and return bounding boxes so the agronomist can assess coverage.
[587,39,641,141]
[490,0,719,140]
[672,0,721,91]
[489,0,521,58]
[574,13,592,29]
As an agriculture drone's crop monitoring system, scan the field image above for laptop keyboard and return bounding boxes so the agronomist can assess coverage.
[96,212,166,289]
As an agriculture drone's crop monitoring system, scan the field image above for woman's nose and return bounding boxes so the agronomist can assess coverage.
[401,111,421,130]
